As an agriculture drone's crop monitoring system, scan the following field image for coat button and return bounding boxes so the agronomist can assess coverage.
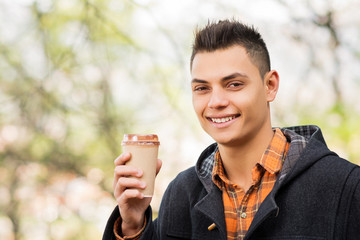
[240,212,247,218]
[208,223,216,231]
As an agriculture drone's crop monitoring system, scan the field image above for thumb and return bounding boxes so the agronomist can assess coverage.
[155,159,162,175]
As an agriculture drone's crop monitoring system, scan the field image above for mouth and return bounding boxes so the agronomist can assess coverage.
[207,114,240,123]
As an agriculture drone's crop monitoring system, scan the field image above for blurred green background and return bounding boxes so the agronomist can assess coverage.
[0,0,359,239]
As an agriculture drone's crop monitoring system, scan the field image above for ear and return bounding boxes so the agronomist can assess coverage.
[264,70,279,102]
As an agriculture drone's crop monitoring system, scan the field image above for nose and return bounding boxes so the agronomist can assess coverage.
[207,88,229,109]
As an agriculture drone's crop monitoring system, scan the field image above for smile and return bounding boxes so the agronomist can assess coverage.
[208,115,240,123]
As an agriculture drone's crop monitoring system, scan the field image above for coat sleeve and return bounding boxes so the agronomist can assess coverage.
[102,206,120,240]
[101,178,184,240]
[102,205,155,240]
[102,166,200,240]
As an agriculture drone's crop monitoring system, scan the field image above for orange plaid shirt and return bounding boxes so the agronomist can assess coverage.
[212,128,289,240]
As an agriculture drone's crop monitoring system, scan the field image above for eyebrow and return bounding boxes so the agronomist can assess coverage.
[191,78,207,84]
[191,72,249,84]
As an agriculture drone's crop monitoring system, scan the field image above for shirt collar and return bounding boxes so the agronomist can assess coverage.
[259,128,288,174]
[212,128,289,188]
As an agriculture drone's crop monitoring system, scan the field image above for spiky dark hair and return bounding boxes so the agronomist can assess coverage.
[190,20,271,79]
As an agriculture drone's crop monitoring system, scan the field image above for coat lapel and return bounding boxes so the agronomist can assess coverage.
[194,184,227,240]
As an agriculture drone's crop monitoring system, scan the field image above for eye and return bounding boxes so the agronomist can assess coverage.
[227,81,244,89]
[193,85,209,92]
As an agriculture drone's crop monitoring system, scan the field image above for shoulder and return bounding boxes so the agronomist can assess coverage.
[166,166,203,195]
[173,166,198,182]
[319,154,358,175]
[159,165,208,210]
[307,154,359,186]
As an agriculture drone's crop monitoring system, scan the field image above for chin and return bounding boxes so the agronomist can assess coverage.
[212,132,249,146]
[211,135,236,145]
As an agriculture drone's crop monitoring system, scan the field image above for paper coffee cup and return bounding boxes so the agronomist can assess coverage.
[121,134,160,197]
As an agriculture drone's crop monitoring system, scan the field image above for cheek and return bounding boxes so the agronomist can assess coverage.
[248,96,268,119]
[239,91,267,114]
[192,97,204,116]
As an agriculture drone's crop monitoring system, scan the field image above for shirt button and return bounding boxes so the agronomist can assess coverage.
[240,212,247,219]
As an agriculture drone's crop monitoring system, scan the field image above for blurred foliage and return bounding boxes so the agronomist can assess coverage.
[0,0,149,239]
[272,0,360,164]
[0,0,359,239]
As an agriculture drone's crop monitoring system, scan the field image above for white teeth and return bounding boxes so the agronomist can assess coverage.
[211,116,235,123]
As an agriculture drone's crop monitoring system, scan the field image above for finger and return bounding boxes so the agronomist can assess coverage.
[115,165,143,178]
[113,166,143,190]
[114,177,146,199]
[116,189,144,204]
[114,152,131,166]
[155,159,162,175]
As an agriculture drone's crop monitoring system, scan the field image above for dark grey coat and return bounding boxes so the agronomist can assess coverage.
[103,125,360,239]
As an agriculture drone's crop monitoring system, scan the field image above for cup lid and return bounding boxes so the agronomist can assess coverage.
[122,134,160,145]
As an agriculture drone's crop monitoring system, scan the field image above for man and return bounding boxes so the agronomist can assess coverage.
[103,20,360,239]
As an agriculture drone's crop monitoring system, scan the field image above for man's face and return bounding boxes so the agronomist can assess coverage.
[191,45,275,146]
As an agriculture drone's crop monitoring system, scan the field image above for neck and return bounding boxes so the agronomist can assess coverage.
[217,125,274,191]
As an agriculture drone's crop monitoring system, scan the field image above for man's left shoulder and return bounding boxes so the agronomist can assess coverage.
[318,153,358,170]
[309,154,360,185]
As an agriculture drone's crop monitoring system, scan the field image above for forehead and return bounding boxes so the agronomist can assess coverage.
[191,46,260,80]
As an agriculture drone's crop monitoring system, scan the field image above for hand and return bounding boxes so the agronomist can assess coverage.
[113,152,162,236]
